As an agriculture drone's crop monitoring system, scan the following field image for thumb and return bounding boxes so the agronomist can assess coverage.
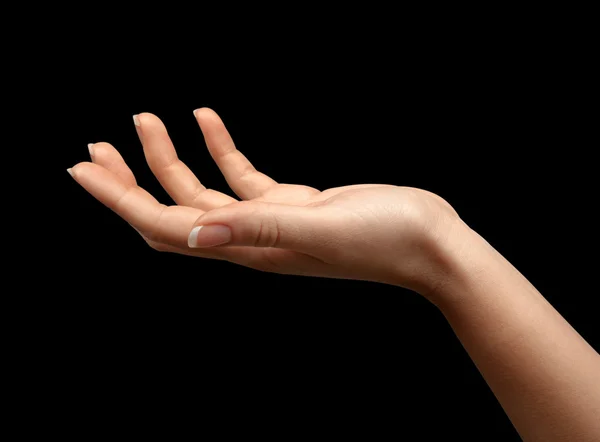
[187,201,332,253]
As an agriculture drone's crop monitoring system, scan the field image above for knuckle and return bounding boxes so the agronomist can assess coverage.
[144,205,168,243]
[254,212,281,248]
[112,187,135,212]
[238,163,257,179]
[190,187,211,205]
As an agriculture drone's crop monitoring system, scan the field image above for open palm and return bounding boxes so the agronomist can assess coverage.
[70,108,457,287]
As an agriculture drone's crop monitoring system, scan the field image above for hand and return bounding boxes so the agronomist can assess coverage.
[69,109,464,293]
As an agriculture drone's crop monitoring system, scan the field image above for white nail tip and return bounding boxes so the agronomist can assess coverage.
[188,226,203,248]
[133,115,140,126]
[67,168,74,177]
[88,143,94,158]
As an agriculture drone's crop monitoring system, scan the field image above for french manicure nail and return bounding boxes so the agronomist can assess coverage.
[133,114,143,144]
[188,225,232,248]
[133,114,143,143]
[67,168,74,177]
[88,143,94,159]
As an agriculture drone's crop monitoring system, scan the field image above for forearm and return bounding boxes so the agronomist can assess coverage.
[427,223,600,441]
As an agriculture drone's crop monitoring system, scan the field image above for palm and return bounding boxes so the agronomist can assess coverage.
[253,182,383,206]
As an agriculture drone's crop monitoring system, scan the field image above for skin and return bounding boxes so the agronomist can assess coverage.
[69,108,600,441]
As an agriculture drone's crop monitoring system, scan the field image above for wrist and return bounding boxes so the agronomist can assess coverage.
[390,218,487,306]
[420,220,511,309]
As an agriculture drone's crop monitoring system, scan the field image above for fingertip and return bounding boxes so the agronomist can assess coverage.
[193,107,220,122]
[70,161,96,176]
[136,112,159,119]
[88,142,114,157]
[135,112,166,133]
[193,107,211,115]
[69,162,90,179]
[74,161,95,167]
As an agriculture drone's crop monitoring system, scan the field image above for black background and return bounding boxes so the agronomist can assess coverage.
[42,18,597,440]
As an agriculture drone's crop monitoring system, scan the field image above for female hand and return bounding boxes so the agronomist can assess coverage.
[69,109,465,294]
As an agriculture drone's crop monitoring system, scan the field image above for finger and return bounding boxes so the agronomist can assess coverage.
[87,142,174,243]
[88,142,137,186]
[143,236,258,264]
[70,162,203,248]
[134,113,237,210]
[142,236,244,262]
[194,107,277,200]
[146,237,333,277]
[87,142,164,241]
[187,200,336,255]
[87,142,164,209]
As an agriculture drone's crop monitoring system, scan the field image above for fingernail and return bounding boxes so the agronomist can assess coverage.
[188,225,232,248]
[67,168,74,177]
[133,115,143,143]
[88,143,95,160]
